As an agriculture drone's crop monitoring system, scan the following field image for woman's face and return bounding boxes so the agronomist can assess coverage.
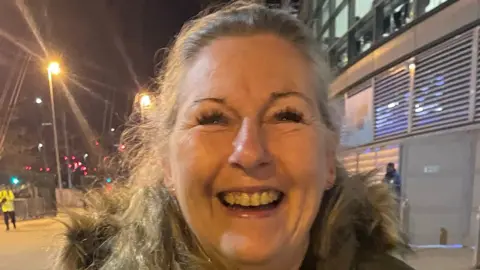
[165,34,336,267]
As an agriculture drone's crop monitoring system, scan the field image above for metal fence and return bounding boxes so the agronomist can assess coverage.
[11,197,56,221]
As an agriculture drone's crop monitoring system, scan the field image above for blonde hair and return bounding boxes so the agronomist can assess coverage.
[58,2,404,269]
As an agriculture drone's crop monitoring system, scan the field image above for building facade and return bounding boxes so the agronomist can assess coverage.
[301,0,480,247]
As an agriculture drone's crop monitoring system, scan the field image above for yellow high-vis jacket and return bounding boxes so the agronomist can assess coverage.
[0,189,15,212]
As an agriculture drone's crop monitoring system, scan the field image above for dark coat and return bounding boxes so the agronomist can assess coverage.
[55,172,415,270]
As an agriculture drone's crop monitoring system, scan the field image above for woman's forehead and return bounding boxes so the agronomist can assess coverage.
[180,34,314,102]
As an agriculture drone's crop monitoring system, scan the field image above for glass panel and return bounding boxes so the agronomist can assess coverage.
[321,29,331,50]
[331,40,348,71]
[355,0,373,19]
[322,0,330,25]
[335,6,348,38]
[418,0,448,16]
[351,15,374,57]
[335,0,343,8]
[380,0,413,38]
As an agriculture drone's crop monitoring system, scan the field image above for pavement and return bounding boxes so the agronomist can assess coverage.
[0,216,477,269]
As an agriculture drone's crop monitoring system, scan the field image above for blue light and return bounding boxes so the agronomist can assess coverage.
[106,178,112,183]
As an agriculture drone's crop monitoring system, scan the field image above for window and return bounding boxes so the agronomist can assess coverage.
[355,0,373,19]
[335,0,343,9]
[335,6,348,38]
[321,0,330,25]
[419,0,448,16]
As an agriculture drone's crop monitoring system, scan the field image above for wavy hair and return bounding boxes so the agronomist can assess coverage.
[57,2,404,269]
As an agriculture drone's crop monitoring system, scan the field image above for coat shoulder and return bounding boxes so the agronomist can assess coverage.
[357,254,415,270]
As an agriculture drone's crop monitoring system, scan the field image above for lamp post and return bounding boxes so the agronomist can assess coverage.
[136,93,152,119]
[47,61,63,190]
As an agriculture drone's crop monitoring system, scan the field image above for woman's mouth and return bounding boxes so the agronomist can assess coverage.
[218,190,284,211]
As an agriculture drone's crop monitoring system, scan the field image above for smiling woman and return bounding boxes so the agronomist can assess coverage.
[56,2,414,270]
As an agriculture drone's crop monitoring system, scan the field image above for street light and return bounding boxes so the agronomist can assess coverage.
[47,61,63,190]
[35,97,43,104]
[48,62,61,75]
[139,94,152,108]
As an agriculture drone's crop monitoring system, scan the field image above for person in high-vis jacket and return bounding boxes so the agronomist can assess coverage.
[0,185,16,231]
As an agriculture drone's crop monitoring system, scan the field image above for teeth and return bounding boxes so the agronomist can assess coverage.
[222,191,281,207]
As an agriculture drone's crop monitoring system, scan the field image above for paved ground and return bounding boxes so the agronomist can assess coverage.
[0,217,65,270]
[0,216,477,269]
[406,248,476,270]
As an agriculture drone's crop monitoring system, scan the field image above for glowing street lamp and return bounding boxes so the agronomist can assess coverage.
[47,61,62,189]
[139,94,152,108]
[35,97,43,104]
[47,61,61,75]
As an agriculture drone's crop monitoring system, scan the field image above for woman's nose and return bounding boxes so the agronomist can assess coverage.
[228,118,272,172]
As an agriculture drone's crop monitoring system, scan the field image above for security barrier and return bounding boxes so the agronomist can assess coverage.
[11,198,53,221]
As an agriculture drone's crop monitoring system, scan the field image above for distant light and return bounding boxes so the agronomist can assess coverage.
[68,164,72,168]
[387,102,398,109]
[10,177,20,185]
[38,143,43,148]
[40,168,44,172]
[95,141,99,146]
[110,128,115,132]
[71,156,76,160]
[84,171,88,176]
[119,144,126,151]
[106,177,112,183]
[84,153,88,159]
[46,167,51,172]
[408,63,416,71]
[35,97,43,104]
[415,107,424,113]
[64,156,68,161]
[78,162,82,166]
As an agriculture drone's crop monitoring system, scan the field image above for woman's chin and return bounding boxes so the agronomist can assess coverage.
[218,232,282,266]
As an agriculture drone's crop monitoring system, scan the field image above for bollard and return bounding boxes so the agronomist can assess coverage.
[440,227,448,245]
[474,206,480,269]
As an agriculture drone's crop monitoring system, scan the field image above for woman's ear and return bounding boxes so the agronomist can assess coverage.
[325,136,338,190]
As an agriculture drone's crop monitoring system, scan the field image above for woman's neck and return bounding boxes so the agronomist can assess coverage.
[224,237,310,270]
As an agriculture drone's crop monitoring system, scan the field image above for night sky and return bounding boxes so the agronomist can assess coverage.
[0,0,226,162]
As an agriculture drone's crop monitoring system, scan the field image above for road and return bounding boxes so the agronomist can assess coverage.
[0,217,65,270]
[0,216,476,269]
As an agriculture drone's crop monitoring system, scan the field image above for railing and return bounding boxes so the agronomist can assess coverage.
[314,0,456,74]
[12,198,55,221]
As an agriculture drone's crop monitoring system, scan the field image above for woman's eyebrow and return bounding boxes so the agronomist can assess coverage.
[268,90,314,107]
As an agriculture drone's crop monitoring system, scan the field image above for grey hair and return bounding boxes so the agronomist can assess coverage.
[99,2,367,270]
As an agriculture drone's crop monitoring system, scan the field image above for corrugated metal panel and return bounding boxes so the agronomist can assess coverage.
[474,27,480,120]
[342,153,357,174]
[374,65,410,139]
[412,30,473,131]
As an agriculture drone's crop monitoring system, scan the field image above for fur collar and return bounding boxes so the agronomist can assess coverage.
[55,171,410,270]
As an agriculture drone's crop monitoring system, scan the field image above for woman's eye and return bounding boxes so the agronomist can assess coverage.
[274,109,304,123]
[196,111,228,125]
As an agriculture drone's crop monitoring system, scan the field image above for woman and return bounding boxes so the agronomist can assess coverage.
[57,2,414,270]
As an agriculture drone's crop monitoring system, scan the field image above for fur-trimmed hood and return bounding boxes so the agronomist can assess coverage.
[55,172,414,270]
